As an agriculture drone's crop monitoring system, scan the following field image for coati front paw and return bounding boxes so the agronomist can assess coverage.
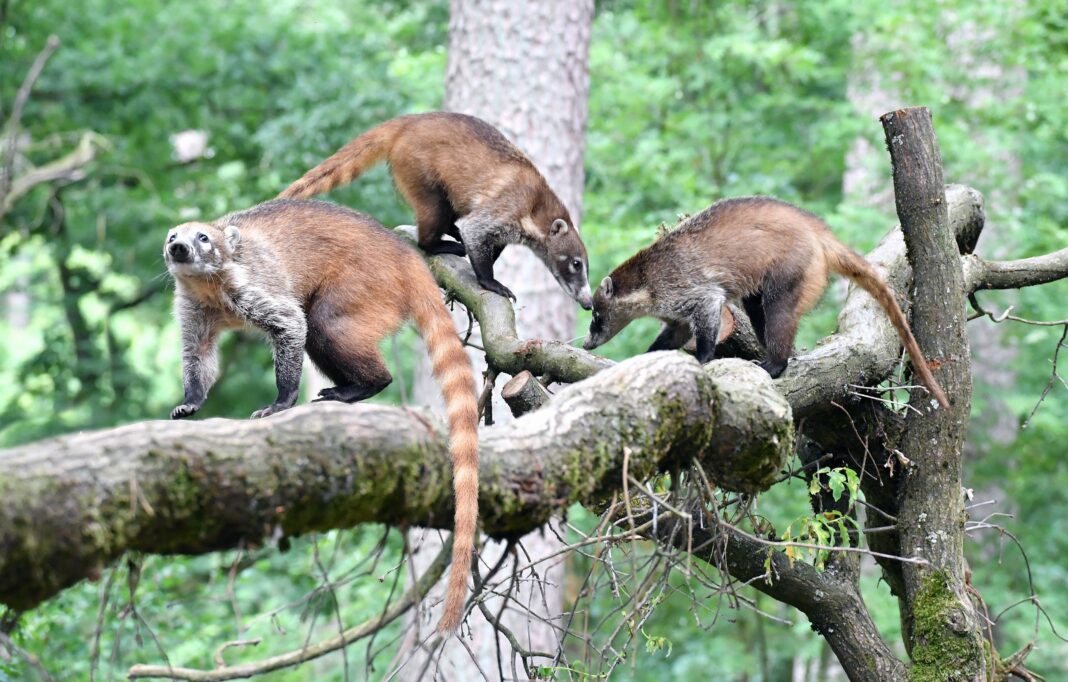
[314,387,342,402]
[758,358,789,378]
[250,403,289,419]
[478,277,516,301]
[426,240,466,257]
[171,403,199,419]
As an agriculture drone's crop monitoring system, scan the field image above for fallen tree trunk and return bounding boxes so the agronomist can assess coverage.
[0,353,792,612]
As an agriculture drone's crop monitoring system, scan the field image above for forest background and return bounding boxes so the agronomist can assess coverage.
[1,0,1066,679]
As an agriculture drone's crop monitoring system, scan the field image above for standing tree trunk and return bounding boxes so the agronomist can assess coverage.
[880,108,986,680]
[402,1,594,679]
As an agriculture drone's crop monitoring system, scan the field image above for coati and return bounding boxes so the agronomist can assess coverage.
[164,199,478,632]
[277,111,593,308]
[583,196,950,408]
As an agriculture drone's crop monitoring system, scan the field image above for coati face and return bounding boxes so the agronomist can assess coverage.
[583,275,648,350]
[546,218,593,310]
[164,222,241,278]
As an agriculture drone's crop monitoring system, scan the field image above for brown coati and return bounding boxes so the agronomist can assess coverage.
[164,199,478,632]
[277,111,593,308]
[583,196,950,408]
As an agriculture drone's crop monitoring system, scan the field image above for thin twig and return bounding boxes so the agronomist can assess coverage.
[2,35,60,203]
[213,640,261,668]
[127,539,453,681]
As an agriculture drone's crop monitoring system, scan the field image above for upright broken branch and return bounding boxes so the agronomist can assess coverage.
[881,106,984,678]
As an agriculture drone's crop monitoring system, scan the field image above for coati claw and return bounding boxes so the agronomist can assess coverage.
[758,359,789,378]
[314,387,341,402]
[251,403,286,419]
[480,278,516,301]
[171,403,199,419]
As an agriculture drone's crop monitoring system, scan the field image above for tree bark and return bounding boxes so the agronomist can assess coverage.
[0,353,791,613]
[500,371,551,417]
[964,248,1068,291]
[881,107,986,680]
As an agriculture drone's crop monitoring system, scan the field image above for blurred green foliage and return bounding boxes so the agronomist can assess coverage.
[1,0,1066,679]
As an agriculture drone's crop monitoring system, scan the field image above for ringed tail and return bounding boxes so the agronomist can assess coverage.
[277,118,405,200]
[821,235,950,409]
[408,266,480,633]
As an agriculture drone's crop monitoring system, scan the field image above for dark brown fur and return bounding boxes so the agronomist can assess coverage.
[278,112,593,307]
[585,197,949,408]
[164,200,480,632]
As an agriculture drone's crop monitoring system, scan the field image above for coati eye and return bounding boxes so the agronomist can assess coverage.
[197,233,209,243]
[571,259,582,271]
[168,234,176,243]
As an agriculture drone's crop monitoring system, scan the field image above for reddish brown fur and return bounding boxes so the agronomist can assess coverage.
[604,197,949,408]
[182,201,479,632]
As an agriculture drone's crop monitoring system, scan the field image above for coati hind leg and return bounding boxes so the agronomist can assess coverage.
[758,270,805,378]
[648,321,692,353]
[396,175,466,257]
[741,293,767,347]
[306,300,393,403]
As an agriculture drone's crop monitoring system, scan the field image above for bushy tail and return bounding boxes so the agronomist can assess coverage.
[408,266,480,633]
[821,234,950,409]
[277,118,404,200]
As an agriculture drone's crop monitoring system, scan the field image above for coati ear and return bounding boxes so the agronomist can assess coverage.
[600,276,614,299]
[223,224,241,250]
[550,218,569,237]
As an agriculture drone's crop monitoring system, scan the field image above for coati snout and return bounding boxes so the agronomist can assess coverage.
[168,241,191,262]
[164,223,240,277]
[546,218,593,309]
[583,275,630,349]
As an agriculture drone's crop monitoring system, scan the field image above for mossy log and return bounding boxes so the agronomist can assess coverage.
[0,353,793,612]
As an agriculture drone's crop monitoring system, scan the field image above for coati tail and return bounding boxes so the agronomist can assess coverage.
[277,118,404,200]
[821,235,950,409]
[408,267,480,633]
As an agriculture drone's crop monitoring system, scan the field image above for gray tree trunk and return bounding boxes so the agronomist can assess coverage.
[845,21,1022,447]
[403,1,594,679]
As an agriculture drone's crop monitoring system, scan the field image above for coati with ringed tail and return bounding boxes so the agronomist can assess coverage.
[164,199,478,632]
[278,112,594,308]
[583,196,949,408]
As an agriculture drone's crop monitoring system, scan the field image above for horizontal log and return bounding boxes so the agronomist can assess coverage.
[0,353,793,611]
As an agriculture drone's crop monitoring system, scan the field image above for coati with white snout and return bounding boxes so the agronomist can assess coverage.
[278,112,593,308]
[583,196,949,408]
[164,199,478,632]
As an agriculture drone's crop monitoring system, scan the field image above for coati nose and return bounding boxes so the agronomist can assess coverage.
[577,292,593,310]
[169,242,191,262]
